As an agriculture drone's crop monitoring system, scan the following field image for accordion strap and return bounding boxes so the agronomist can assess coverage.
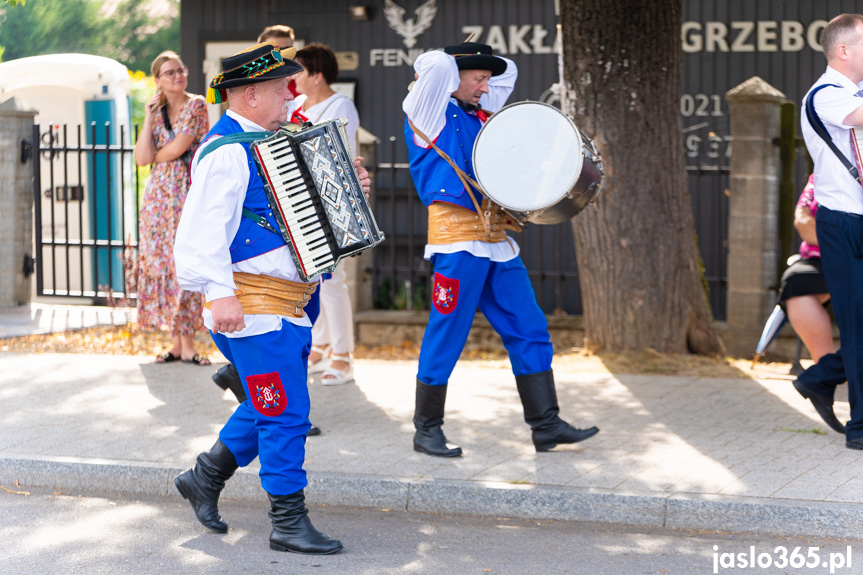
[197,131,272,162]
[197,131,284,235]
[242,208,280,235]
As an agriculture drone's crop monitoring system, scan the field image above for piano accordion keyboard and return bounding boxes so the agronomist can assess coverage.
[255,139,335,276]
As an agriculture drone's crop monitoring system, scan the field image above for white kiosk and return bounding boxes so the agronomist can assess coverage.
[0,54,133,295]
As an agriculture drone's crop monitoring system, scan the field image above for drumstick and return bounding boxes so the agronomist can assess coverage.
[464,33,475,42]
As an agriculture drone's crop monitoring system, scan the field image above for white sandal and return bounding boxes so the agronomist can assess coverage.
[308,344,331,375]
[320,354,354,386]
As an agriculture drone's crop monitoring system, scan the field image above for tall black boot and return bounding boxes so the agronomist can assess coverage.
[212,363,247,403]
[515,370,599,452]
[413,379,462,457]
[268,490,343,555]
[212,364,321,435]
[174,439,238,533]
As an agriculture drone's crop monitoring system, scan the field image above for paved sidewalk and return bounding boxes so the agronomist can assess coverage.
[2,351,863,539]
[0,302,135,338]
[1,303,862,539]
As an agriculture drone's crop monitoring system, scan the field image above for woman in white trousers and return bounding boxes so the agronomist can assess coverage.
[293,43,360,385]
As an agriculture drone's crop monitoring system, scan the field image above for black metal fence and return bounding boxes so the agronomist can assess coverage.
[32,122,140,302]
[369,140,730,319]
[30,119,725,320]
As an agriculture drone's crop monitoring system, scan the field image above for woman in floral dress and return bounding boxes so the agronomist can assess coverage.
[133,51,210,365]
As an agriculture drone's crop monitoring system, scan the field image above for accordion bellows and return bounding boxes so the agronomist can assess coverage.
[251,120,385,281]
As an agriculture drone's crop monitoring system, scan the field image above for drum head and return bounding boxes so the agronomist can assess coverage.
[473,101,584,212]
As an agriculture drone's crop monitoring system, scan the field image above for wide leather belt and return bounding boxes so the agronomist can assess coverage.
[427,200,520,245]
[204,272,316,318]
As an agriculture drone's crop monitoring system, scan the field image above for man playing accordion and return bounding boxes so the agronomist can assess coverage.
[173,42,370,555]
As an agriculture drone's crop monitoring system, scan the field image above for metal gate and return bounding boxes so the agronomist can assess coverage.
[32,122,140,302]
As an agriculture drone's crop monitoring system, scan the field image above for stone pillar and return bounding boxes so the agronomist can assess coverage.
[725,77,786,354]
[0,97,37,307]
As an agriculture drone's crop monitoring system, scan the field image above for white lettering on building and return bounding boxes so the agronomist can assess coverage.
[370,23,555,66]
[370,48,432,67]
[371,18,827,66]
[682,20,828,53]
[461,25,554,54]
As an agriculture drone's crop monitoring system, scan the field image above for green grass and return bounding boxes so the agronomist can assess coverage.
[775,426,828,435]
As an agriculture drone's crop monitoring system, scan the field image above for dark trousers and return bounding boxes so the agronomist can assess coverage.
[797,350,846,393]
[816,206,863,439]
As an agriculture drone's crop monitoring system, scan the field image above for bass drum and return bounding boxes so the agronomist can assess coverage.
[472,101,603,225]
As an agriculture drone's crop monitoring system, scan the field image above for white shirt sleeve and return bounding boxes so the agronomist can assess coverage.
[813,84,863,128]
[480,57,517,113]
[174,139,249,302]
[403,50,461,147]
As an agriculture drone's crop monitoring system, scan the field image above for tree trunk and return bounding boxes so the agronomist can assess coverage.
[559,0,724,355]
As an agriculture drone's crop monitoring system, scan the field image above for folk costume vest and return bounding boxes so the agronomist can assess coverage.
[404,101,484,212]
[201,113,287,263]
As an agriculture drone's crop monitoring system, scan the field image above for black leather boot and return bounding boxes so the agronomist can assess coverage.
[213,364,321,435]
[174,439,238,533]
[515,370,599,452]
[268,490,343,555]
[212,363,247,403]
[413,379,462,457]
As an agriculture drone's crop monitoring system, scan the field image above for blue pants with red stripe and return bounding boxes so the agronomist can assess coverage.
[211,320,312,496]
[417,251,553,386]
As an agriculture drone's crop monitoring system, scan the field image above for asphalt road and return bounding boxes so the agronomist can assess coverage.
[1,487,860,575]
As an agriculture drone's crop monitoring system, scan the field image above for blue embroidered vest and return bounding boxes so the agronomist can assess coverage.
[404,102,484,212]
[201,114,286,263]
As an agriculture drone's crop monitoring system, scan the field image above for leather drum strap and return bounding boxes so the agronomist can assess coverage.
[204,272,317,317]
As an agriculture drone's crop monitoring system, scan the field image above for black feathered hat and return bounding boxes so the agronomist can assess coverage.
[207,43,303,104]
[444,42,506,76]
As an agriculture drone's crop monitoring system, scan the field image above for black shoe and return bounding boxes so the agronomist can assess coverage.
[847,437,863,450]
[174,439,238,533]
[793,379,845,434]
[212,364,247,403]
[412,380,462,457]
[516,371,599,452]
[268,490,343,555]
[308,424,321,436]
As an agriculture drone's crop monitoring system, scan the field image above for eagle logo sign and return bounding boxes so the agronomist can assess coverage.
[384,0,438,49]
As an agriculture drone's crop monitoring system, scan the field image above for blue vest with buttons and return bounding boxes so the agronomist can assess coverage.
[201,113,287,263]
[404,101,484,212]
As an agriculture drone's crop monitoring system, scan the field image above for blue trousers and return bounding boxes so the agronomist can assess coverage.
[212,320,312,495]
[816,206,863,440]
[417,251,553,386]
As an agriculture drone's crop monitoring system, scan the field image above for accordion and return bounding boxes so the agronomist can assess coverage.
[250,119,385,281]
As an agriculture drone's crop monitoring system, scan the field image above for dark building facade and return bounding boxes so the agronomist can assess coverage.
[180,0,861,320]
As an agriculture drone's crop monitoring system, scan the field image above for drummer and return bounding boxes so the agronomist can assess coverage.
[402,41,600,457]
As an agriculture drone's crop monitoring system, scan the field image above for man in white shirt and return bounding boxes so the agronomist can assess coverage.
[799,13,863,449]
[172,43,369,555]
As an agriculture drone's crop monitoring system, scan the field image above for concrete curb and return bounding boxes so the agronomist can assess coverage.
[4,454,862,539]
